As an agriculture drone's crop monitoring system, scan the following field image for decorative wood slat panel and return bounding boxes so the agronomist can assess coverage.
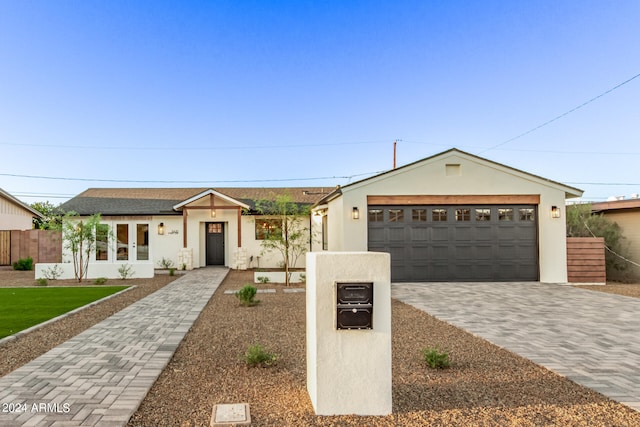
[566,237,606,283]
[367,194,541,205]
[0,231,10,265]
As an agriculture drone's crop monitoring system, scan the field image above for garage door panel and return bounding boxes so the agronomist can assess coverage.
[368,204,538,282]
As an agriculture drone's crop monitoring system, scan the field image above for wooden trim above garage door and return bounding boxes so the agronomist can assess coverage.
[367,194,540,205]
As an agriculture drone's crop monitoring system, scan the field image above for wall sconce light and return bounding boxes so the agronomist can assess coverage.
[210,209,216,218]
[352,207,360,220]
[551,206,561,219]
[158,222,165,235]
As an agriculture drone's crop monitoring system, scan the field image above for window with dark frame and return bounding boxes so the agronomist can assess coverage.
[388,209,404,222]
[519,208,535,221]
[432,208,447,221]
[475,208,491,221]
[95,223,109,261]
[368,209,384,222]
[455,208,471,221]
[412,209,427,222]
[255,218,282,240]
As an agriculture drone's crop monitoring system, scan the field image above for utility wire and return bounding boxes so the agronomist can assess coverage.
[479,71,640,154]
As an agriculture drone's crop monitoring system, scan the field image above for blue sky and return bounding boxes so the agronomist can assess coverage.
[1,1,639,204]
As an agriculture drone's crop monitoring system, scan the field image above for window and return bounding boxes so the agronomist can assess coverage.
[475,208,491,221]
[368,209,383,222]
[136,224,149,261]
[322,215,328,250]
[255,218,282,239]
[95,223,109,261]
[412,209,427,222]
[388,209,404,222]
[432,208,447,221]
[498,208,514,221]
[208,223,223,233]
[455,208,471,221]
[519,208,535,221]
[117,224,129,261]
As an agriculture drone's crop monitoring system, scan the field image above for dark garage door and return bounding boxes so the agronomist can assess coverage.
[368,205,539,282]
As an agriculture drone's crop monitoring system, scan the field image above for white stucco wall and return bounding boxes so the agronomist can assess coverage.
[326,152,576,283]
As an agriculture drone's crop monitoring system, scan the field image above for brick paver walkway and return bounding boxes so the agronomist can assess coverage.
[392,282,640,412]
[0,267,228,426]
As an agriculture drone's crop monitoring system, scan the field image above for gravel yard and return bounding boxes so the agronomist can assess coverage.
[2,268,640,426]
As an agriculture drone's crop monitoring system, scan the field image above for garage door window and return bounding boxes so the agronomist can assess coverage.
[412,209,427,222]
[368,209,383,222]
[432,208,447,221]
[519,208,535,221]
[389,209,404,222]
[498,208,514,221]
[475,208,491,221]
[455,208,471,221]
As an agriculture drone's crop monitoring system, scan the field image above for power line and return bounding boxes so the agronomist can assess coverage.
[479,71,640,154]
[0,171,384,185]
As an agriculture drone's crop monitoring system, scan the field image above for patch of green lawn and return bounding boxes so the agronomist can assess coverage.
[0,286,128,339]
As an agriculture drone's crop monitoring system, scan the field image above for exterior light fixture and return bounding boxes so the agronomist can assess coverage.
[211,209,216,218]
[551,206,561,219]
[158,222,165,235]
[352,207,360,220]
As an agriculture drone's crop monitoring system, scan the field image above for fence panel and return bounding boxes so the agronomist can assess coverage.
[0,231,9,265]
[567,237,606,283]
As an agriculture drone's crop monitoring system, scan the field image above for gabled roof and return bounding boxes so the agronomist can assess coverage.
[0,188,43,218]
[315,148,583,206]
[59,187,335,216]
[173,189,251,211]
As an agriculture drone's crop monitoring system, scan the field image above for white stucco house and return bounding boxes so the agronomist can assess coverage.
[39,148,582,283]
[0,188,42,230]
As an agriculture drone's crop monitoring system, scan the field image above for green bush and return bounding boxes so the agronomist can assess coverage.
[421,346,450,369]
[13,257,33,271]
[256,276,270,284]
[35,278,48,286]
[235,284,260,306]
[94,277,108,285]
[118,264,134,279]
[244,343,277,367]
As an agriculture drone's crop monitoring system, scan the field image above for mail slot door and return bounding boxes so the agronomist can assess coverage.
[336,282,373,330]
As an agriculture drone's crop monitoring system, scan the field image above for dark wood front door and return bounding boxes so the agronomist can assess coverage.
[206,222,225,265]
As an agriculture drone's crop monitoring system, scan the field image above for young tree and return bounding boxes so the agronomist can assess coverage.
[59,212,105,282]
[255,194,311,286]
[566,203,630,278]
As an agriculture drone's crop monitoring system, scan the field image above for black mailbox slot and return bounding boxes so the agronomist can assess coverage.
[336,282,373,330]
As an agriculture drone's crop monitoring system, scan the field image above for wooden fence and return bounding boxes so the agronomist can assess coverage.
[566,237,606,283]
[0,229,62,266]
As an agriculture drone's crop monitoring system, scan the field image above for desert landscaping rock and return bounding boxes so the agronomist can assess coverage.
[2,268,640,426]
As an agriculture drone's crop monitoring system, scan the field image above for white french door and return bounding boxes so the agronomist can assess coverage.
[115,223,149,262]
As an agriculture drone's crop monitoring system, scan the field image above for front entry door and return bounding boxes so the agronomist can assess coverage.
[206,222,225,265]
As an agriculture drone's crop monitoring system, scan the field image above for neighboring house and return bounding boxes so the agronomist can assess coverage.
[0,188,42,230]
[39,148,583,282]
[314,148,582,283]
[38,187,331,279]
[591,197,640,280]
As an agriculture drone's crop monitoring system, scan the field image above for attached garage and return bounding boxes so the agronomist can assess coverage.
[315,148,583,284]
[367,202,538,282]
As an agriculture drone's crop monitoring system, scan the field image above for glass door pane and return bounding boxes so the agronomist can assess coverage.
[137,224,149,261]
[117,224,129,260]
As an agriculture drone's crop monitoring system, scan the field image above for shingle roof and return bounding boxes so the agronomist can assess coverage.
[59,187,336,216]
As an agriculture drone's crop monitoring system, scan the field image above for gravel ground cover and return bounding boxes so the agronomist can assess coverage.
[128,271,640,426]
[0,268,177,377]
[575,283,640,298]
[2,267,639,426]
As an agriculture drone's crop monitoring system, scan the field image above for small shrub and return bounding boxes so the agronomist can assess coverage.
[118,264,135,279]
[181,263,187,271]
[421,346,450,369]
[236,284,260,306]
[13,257,33,271]
[35,278,48,286]
[158,257,174,269]
[244,343,277,367]
[299,273,306,283]
[42,264,63,280]
[169,268,176,276]
[94,277,108,285]
[256,276,270,284]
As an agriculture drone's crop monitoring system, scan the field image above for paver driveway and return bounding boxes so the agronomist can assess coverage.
[392,282,640,412]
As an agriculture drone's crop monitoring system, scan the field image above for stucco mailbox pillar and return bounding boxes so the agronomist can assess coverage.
[306,251,392,416]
